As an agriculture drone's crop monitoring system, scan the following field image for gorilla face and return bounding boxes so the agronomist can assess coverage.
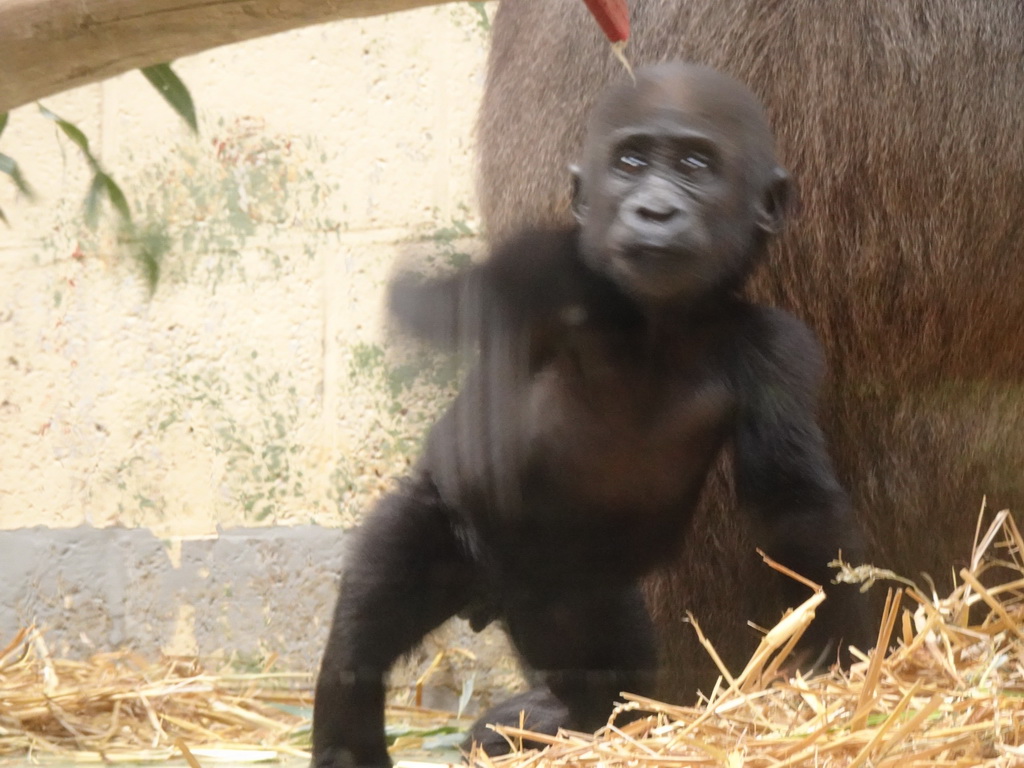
[573,63,791,304]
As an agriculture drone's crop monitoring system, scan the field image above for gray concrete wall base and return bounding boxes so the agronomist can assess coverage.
[0,524,346,665]
[0,525,521,710]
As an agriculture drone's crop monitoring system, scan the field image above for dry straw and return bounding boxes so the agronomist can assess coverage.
[472,506,1024,768]
[4,505,1024,767]
[0,631,313,763]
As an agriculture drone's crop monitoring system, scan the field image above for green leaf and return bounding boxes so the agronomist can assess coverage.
[469,2,491,32]
[0,152,34,198]
[84,173,105,229]
[100,172,131,222]
[38,105,97,166]
[0,112,8,139]
[84,172,134,229]
[38,103,163,293]
[142,63,198,133]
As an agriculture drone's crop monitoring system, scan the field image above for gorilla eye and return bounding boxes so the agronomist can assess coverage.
[680,152,712,172]
[615,154,648,173]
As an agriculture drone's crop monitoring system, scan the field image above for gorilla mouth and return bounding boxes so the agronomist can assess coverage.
[615,222,692,260]
[620,241,686,268]
[626,242,676,259]
[611,249,692,298]
[610,241,710,299]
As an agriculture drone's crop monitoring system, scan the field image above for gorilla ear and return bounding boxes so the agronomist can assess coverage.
[755,167,794,235]
[570,164,588,225]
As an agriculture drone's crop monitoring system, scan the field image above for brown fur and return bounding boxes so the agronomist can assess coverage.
[477,0,1024,701]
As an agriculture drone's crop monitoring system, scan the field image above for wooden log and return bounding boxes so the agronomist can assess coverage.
[0,0,455,114]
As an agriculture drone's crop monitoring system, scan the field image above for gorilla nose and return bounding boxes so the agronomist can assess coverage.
[636,203,680,223]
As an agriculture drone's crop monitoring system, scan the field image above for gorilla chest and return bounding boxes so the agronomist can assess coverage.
[525,338,735,511]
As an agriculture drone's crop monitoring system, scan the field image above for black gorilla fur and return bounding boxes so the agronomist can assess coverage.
[312,63,870,768]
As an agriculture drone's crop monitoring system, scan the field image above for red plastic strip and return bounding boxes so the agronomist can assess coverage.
[581,0,630,43]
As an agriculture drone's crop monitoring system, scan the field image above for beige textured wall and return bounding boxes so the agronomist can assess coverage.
[0,3,494,536]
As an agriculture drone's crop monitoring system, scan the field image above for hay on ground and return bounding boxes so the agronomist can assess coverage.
[0,632,313,763]
[471,506,1024,768]
[4,505,1024,766]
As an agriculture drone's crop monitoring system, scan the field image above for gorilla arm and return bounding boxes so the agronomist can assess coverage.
[387,228,593,352]
[731,306,872,664]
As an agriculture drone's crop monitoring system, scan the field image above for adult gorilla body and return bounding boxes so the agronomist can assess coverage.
[479,1,1024,701]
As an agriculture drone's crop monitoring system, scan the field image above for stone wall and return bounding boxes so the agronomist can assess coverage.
[0,2,522,702]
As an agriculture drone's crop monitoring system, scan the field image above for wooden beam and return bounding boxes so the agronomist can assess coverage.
[0,0,456,113]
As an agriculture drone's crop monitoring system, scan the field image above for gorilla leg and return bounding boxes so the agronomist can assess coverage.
[313,479,475,768]
[466,581,658,756]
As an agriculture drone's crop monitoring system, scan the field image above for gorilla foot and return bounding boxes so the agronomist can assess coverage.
[462,688,570,757]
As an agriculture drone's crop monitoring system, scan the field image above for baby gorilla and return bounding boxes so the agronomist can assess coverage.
[312,62,871,768]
